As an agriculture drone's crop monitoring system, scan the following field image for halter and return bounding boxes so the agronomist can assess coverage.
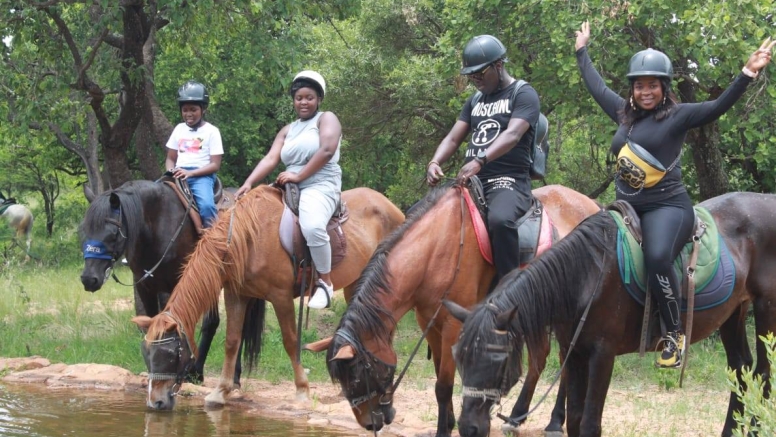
[142,311,196,396]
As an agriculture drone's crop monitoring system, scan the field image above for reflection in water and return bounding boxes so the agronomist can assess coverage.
[0,383,358,437]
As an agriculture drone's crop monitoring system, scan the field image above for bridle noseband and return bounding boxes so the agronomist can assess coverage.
[143,311,196,396]
[335,330,396,411]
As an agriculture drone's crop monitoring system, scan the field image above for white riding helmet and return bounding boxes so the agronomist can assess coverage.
[292,70,326,99]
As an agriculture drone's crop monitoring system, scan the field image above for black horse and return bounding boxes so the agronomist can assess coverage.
[448,192,776,437]
[80,179,247,385]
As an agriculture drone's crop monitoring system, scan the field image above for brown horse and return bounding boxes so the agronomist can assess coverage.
[312,182,601,436]
[131,185,405,410]
[447,192,776,437]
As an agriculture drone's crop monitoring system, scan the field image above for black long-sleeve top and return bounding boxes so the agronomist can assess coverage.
[576,46,752,204]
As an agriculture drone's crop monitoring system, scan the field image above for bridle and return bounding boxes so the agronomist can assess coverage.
[83,189,194,287]
[457,305,519,406]
[142,311,196,396]
[82,206,128,285]
[335,329,396,411]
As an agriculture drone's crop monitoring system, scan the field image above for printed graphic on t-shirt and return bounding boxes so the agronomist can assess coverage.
[471,119,501,147]
[178,137,203,154]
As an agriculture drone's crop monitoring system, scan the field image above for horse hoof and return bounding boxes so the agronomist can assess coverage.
[544,431,564,437]
[501,422,520,435]
[204,392,226,408]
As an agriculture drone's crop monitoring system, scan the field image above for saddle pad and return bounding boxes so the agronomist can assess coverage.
[610,208,735,310]
[462,190,555,266]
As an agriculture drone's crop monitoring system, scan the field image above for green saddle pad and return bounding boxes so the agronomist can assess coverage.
[609,207,721,293]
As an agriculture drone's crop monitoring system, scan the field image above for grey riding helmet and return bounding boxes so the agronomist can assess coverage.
[460,35,507,75]
[626,49,673,79]
[177,81,209,108]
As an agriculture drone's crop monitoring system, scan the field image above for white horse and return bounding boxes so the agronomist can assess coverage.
[1,203,34,260]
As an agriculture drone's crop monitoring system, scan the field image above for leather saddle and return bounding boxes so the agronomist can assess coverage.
[277,183,349,295]
[157,173,235,235]
[467,176,554,265]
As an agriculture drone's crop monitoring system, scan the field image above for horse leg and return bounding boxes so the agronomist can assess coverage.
[272,293,309,401]
[547,365,568,435]
[564,352,588,437]
[191,308,220,385]
[428,326,456,437]
[578,348,615,437]
[718,304,752,437]
[205,291,246,408]
[505,331,551,430]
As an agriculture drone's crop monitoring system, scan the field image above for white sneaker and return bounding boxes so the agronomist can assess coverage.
[308,279,334,309]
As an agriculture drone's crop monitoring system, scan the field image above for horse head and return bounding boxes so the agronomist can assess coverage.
[446,299,524,437]
[324,329,397,431]
[133,312,196,410]
[80,192,129,291]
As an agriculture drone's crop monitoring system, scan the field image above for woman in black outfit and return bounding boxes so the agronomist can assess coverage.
[575,20,774,368]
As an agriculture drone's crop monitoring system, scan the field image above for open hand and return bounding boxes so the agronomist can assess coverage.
[745,37,776,74]
[575,21,590,51]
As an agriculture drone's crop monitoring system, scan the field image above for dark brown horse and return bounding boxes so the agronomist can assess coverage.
[79,180,239,385]
[312,182,601,436]
[132,185,405,410]
[447,192,776,437]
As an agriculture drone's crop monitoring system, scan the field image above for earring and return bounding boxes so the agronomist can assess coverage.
[630,96,637,111]
[662,95,667,106]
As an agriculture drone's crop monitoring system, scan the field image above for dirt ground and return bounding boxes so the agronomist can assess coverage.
[0,356,731,436]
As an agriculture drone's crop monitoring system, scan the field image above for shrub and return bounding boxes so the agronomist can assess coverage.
[727,333,776,436]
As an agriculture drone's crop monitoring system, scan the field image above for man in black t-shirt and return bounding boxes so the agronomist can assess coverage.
[427,34,541,284]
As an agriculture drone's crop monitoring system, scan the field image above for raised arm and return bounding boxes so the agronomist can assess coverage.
[575,21,626,123]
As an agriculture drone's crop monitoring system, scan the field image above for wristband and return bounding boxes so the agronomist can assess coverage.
[428,160,440,168]
[742,66,759,79]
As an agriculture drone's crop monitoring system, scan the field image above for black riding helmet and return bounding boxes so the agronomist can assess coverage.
[460,35,507,75]
[177,81,209,108]
[626,49,673,79]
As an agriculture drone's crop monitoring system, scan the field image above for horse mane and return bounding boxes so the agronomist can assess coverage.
[148,185,280,340]
[328,181,459,381]
[457,211,616,365]
[81,181,148,247]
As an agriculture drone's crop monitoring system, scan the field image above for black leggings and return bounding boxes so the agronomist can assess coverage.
[484,175,532,282]
[633,193,695,333]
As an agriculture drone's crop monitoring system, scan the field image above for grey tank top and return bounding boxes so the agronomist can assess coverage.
[280,111,342,191]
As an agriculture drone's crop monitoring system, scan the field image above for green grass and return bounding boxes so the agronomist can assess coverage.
[0,262,751,395]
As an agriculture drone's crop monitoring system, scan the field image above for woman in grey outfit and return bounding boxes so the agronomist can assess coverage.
[236,70,342,309]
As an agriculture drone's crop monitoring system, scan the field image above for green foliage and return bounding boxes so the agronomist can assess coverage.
[728,333,776,436]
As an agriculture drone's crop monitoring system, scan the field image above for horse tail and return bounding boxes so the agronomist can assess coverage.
[242,297,267,373]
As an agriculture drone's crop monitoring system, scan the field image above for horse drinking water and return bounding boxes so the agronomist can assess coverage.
[310,182,600,437]
[448,192,776,437]
[131,185,405,410]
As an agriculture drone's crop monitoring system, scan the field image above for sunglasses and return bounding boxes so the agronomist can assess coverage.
[466,64,492,80]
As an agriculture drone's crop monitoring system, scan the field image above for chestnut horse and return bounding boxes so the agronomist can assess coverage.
[314,182,601,436]
[448,192,776,437]
[132,185,405,410]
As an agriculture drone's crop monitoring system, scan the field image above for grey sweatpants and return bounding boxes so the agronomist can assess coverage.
[298,186,339,274]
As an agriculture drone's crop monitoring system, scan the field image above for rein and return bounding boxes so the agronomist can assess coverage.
[111,192,194,287]
[494,232,610,427]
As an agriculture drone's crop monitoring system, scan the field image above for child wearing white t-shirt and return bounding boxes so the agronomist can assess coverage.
[165,81,223,227]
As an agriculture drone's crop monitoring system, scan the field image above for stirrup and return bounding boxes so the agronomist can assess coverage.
[308,280,333,309]
[655,333,684,369]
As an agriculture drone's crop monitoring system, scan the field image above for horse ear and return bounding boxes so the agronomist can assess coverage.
[132,316,153,333]
[495,307,519,332]
[330,344,356,361]
[303,337,333,353]
[109,193,120,210]
[443,299,471,323]
[83,184,96,203]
